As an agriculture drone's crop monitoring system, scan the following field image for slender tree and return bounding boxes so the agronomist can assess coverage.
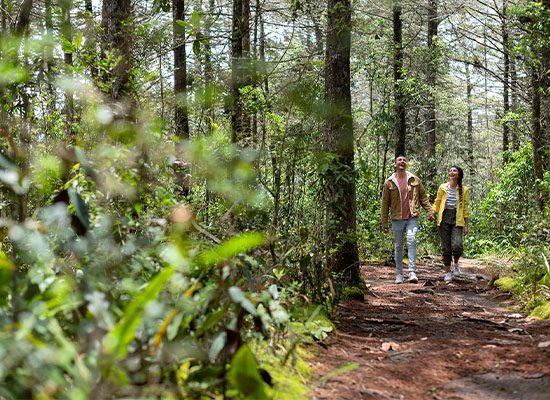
[501,0,511,160]
[323,0,359,284]
[230,0,251,142]
[101,0,133,102]
[426,0,438,186]
[60,0,75,137]
[466,62,475,178]
[393,0,405,156]
[173,0,190,138]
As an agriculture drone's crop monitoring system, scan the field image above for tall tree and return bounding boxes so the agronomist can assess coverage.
[61,0,75,137]
[466,62,475,178]
[323,0,359,284]
[393,0,406,156]
[531,66,545,210]
[230,0,251,143]
[101,0,133,102]
[173,0,190,138]
[426,0,438,186]
[501,0,511,160]
[540,0,550,177]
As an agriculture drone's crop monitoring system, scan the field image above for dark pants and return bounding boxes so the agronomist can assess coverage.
[438,209,463,267]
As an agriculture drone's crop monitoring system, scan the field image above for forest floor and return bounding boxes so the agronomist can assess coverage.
[309,259,550,400]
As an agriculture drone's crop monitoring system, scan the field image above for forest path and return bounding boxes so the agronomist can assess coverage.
[309,260,550,400]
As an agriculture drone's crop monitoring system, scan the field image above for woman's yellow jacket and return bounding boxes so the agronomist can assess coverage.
[433,183,470,226]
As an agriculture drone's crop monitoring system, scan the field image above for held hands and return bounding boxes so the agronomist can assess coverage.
[427,213,435,221]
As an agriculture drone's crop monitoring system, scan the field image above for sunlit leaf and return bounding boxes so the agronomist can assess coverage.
[103,267,174,359]
[208,331,227,363]
[228,286,256,316]
[228,345,268,399]
[199,232,266,266]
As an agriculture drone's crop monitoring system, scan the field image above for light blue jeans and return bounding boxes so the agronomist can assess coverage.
[391,218,419,275]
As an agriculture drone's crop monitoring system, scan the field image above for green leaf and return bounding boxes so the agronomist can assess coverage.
[74,31,83,50]
[68,187,90,231]
[208,331,227,363]
[228,286,256,316]
[193,40,201,56]
[195,309,225,337]
[191,10,201,27]
[228,345,268,399]
[103,267,174,359]
[199,232,265,266]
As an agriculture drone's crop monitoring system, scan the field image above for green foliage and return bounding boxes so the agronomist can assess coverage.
[494,277,515,292]
[469,144,537,255]
[341,285,366,300]
[0,82,293,398]
[529,302,550,319]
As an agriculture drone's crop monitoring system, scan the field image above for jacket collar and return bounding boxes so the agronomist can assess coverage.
[390,171,414,186]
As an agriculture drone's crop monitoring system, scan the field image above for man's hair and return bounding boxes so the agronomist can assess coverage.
[394,154,407,160]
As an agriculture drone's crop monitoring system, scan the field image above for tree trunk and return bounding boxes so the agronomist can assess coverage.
[466,63,475,178]
[61,0,75,137]
[101,0,133,102]
[393,1,406,157]
[426,0,438,188]
[323,0,359,285]
[15,0,33,36]
[173,0,190,138]
[511,54,519,150]
[501,0,510,161]
[531,66,545,210]
[540,0,550,179]
[230,0,250,143]
[202,0,215,133]
[1,0,6,32]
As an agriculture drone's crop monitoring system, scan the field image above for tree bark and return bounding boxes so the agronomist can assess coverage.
[393,1,406,157]
[173,0,190,138]
[323,0,359,285]
[61,0,75,137]
[426,0,438,187]
[231,0,244,142]
[15,0,33,36]
[531,66,545,210]
[501,0,510,161]
[540,0,550,178]
[466,63,475,178]
[101,0,133,102]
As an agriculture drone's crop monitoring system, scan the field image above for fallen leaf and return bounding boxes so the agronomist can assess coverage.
[537,341,550,348]
[381,342,400,351]
[420,337,428,341]
[524,373,545,379]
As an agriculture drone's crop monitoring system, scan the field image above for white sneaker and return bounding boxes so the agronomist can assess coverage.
[408,271,418,283]
[395,274,404,284]
[444,271,453,283]
[452,263,461,275]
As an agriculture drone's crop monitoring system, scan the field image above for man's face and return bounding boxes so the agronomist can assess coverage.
[394,156,407,171]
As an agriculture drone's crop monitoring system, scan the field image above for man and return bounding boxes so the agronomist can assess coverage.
[381,155,434,283]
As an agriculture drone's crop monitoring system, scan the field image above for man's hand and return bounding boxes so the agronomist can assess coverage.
[382,225,389,234]
[427,213,435,221]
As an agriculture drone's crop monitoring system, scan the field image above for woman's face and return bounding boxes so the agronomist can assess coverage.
[448,167,460,181]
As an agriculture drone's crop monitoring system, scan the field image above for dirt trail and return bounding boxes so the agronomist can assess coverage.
[309,260,550,400]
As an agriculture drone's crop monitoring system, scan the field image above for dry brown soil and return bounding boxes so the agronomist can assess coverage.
[309,259,550,400]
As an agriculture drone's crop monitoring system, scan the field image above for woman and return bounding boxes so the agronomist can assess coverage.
[433,166,470,283]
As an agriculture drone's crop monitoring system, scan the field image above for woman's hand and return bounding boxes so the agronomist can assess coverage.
[464,224,469,236]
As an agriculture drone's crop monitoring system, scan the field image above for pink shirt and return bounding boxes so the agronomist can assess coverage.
[397,175,411,220]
